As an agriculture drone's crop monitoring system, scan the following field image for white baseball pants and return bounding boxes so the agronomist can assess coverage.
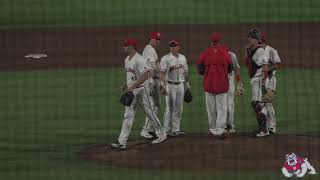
[206,92,228,135]
[227,73,235,129]
[141,78,161,134]
[266,76,277,131]
[163,83,184,133]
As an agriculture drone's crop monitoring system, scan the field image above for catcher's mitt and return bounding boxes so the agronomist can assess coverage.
[119,91,134,106]
[235,82,245,96]
[184,89,192,103]
[262,89,276,103]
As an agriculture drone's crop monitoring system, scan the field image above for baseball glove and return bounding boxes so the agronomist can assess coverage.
[119,91,134,106]
[184,89,192,103]
[235,82,245,96]
[262,89,276,103]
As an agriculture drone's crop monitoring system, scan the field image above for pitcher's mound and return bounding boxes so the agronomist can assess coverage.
[79,133,320,172]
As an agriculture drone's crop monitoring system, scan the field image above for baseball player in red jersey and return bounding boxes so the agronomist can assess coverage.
[245,28,270,137]
[196,33,232,137]
[140,32,162,139]
[261,32,281,134]
[110,39,166,149]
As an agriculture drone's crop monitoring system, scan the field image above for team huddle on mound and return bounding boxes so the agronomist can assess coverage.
[111,27,281,149]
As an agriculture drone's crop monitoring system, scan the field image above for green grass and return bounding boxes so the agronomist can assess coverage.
[1,0,320,28]
[0,66,319,180]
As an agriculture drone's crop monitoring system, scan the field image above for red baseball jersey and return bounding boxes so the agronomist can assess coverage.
[196,45,231,93]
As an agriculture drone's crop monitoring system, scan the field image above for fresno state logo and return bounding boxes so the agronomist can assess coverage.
[281,153,317,178]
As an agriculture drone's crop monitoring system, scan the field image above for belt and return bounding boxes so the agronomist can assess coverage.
[153,77,159,79]
[167,81,181,85]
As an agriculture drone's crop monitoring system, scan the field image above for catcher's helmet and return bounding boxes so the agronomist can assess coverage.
[247,28,261,40]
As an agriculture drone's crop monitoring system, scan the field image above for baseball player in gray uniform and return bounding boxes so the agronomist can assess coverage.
[140,32,161,139]
[110,39,166,149]
[225,50,244,133]
[245,28,270,137]
[159,40,190,136]
[261,32,281,134]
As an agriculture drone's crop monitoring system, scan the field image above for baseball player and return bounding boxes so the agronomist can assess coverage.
[110,38,166,149]
[159,40,190,136]
[261,32,281,134]
[245,28,270,137]
[225,50,244,133]
[196,33,232,137]
[140,32,161,139]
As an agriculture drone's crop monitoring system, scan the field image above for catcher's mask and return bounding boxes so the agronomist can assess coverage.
[247,28,261,40]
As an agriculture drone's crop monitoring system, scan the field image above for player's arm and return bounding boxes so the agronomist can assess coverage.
[127,71,149,92]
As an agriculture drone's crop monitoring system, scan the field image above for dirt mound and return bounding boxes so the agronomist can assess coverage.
[79,133,320,172]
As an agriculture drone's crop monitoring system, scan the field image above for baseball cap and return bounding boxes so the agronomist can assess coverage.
[168,40,179,47]
[260,32,266,42]
[209,32,222,42]
[123,38,137,48]
[149,32,161,40]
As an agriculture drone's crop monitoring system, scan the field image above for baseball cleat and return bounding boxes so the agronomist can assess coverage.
[256,130,270,137]
[140,131,154,139]
[110,141,126,149]
[151,134,166,144]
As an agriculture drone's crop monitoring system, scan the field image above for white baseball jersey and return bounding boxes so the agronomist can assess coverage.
[125,52,151,87]
[160,53,188,83]
[142,45,158,70]
[251,47,268,78]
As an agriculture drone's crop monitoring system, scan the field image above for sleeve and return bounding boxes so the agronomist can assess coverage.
[160,56,167,72]
[270,48,281,64]
[256,48,268,66]
[137,57,151,74]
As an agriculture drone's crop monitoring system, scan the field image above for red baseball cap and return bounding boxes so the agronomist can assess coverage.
[149,32,161,40]
[123,38,137,48]
[209,32,222,42]
[168,40,179,47]
[261,32,266,42]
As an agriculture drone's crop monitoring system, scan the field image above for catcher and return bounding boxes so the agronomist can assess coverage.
[245,28,270,137]
[110,38,166,149]
[159,40,191,136]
